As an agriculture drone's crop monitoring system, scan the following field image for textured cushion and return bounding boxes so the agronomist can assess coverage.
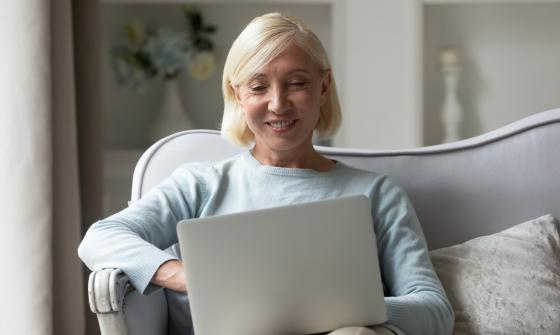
[430,215,560,335]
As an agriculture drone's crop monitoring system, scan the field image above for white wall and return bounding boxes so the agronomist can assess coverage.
[334,0,423,149]
[424,3,560,145]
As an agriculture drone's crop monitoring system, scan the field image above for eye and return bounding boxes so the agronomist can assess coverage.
[250,85,267,92]
[288,77,310,89]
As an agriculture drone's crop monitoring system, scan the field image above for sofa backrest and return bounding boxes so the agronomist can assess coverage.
[131,109,560,249]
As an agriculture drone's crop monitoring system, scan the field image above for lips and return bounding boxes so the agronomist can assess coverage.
[266,120,296,130]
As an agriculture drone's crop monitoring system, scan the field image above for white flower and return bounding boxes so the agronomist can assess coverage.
[187,51,216,80]
[146,28,189,77]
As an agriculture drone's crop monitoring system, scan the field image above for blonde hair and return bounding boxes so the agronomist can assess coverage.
[221,12,342,146]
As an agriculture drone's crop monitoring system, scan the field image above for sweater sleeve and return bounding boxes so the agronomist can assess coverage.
[373,176,454,335]
[78,165,206,293]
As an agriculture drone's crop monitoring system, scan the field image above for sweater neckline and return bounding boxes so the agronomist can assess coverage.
[241,150,343,177]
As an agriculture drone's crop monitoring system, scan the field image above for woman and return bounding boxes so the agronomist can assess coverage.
[79,13,453,335]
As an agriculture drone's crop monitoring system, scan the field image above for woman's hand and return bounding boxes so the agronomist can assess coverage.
[151,259,187,293]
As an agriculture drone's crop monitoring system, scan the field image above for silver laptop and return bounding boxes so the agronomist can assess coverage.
[176,195,387,335]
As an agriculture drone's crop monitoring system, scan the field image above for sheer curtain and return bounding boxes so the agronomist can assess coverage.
[0,0,100,334]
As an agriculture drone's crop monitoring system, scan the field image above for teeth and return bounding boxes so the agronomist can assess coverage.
[269,120,295,129]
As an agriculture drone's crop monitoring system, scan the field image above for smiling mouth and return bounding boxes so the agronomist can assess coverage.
[266,120,297,130]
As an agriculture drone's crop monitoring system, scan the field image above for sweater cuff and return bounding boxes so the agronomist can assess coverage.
[383,323,406,335]
[127,252,179,294]
[384,296,412,333]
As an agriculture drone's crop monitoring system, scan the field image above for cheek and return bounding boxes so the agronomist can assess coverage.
[241,103,266,132]
[295,91,322,115]
[297,84,323,105]
[240,97,266,117]
[242,104,264,123]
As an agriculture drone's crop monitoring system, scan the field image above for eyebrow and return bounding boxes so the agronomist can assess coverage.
[248,69,311,82]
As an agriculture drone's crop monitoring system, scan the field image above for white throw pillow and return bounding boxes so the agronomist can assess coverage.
[430,214,560,335]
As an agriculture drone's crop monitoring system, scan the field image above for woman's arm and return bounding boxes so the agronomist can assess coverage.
[78,165,205,294]
[373,176,454,335]
[151,259,187,293]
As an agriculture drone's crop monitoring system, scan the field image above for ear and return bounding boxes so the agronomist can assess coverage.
[320,70,331,106]
[231,82,243,105]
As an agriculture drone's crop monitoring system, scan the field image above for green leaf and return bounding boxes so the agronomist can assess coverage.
[191,12,202,32]
[203,25,216,33]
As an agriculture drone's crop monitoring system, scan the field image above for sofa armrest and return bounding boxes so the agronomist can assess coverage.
[88,269,168,335]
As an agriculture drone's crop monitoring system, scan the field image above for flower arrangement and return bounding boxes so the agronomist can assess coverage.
[111,7,217,90]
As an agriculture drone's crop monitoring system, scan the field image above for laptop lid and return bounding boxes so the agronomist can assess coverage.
[177,195,387,335]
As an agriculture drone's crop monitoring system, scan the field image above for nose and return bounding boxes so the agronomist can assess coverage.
[268,86,289,115]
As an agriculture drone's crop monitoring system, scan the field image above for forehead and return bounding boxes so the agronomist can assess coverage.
[250,44,318,78]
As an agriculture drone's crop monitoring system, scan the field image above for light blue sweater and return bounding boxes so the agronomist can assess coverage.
[78,151,453,335]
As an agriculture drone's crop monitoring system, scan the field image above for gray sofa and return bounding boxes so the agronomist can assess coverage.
[87,108,560,335]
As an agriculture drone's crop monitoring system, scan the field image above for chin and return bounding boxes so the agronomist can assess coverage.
[266,139,311,153]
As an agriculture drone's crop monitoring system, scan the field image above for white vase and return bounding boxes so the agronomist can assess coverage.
[150,78,194,143]
[441,65,463,143]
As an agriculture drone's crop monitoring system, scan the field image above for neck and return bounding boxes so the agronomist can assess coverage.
[251,144,334,172]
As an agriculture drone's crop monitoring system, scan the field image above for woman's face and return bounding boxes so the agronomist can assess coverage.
[235,44,330,158]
